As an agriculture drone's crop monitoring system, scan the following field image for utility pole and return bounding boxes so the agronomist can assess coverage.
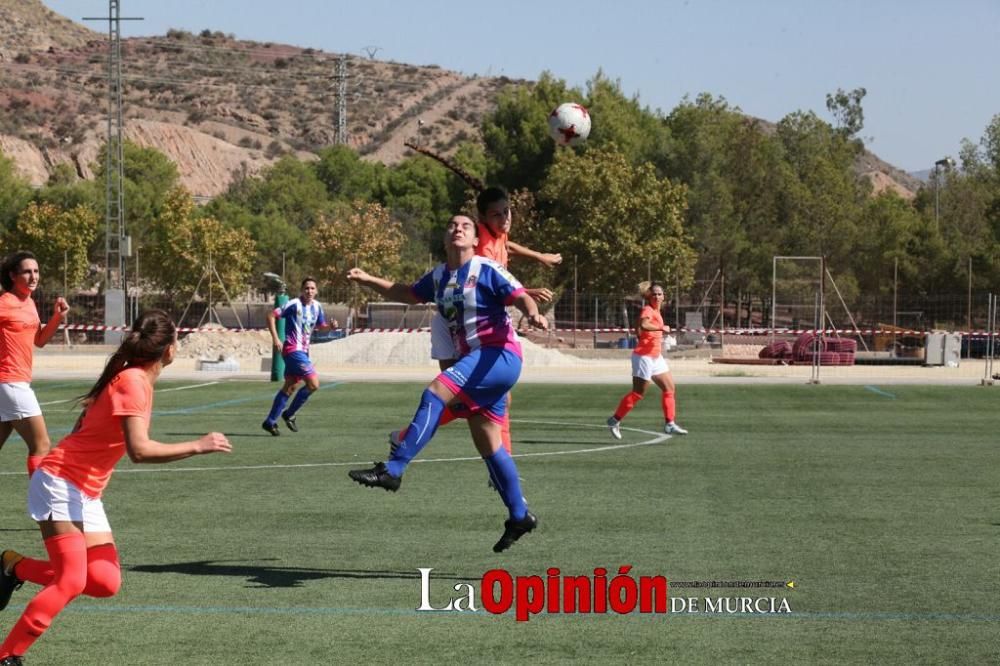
[84,1,142,339]
[335,54,348,144]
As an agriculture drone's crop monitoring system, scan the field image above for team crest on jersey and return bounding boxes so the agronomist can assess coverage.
[465,275,478,288]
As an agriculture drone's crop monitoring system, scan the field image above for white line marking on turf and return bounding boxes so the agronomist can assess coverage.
[0,420,669,476]
[38,381,221,406]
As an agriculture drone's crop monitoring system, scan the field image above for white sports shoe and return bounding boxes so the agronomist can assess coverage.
[664,422,688,435]
[606,417,622,440]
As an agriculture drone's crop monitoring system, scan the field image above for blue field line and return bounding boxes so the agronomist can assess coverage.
[34,382,88,392]
[12,381,346,441]
[863,385,897,399]
[23,603,999,623]
[153,381,345,416]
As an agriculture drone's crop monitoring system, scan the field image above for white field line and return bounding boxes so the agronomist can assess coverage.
[38,381,222,407]
[0,420,669,477]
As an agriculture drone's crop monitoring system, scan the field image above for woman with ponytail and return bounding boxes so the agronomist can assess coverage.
[606,281,689,440]
[0,310,231,665]
[0,251,70,476]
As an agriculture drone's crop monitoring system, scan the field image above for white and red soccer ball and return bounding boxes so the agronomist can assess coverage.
[548,102,591,147]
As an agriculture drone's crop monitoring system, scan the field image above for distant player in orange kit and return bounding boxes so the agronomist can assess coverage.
[0,251,69,476]
[606,281,688,439]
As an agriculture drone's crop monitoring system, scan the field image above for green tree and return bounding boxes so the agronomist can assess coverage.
[144,188,255,298]
[92,141,180,251]
[825,86,867,144]
[211,157,328,279]
[312,145,383,202]
[538,145,694,293]
[8,202,99,289]
[205,197,307,280]
[773,110,867,276]
[0,151,32,240]
[307,200,404,310]
[481,72,574,192]
[380,153,459,262]
[584,71,672,171]
[854,192,923,297]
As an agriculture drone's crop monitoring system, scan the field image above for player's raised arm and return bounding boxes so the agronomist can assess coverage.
[346,268,420,304]
[35,296,69,348]
[524,287,554,303]
[508,240,562,268]
[511,291,548,331]
[123,415,231,464]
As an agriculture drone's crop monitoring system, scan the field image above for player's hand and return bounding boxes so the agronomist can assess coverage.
[272,340,282,352]
[662,325,671,334]
[331,319,340,329]
[527,313,549,331]
[346,268,370,282]
[196,432,232,454]
[527,287,554,303]
[540,253,562,268]
[53,297,69,318]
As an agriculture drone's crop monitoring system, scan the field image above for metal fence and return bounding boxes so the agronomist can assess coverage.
[32,286,999,353]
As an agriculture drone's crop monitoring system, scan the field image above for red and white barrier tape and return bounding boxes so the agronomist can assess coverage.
[59,324,998,337]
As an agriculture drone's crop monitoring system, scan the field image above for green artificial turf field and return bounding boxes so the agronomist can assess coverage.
[0,380,997,664]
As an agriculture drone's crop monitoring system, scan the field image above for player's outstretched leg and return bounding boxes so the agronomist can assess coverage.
[607,390,643,440]
[662,391,687,434]
[282,386,315,432]
[262,389,290,436]
[350,389,446,491]
[482,446,536,552]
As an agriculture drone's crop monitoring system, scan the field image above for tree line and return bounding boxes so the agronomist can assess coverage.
[1,72,998,321]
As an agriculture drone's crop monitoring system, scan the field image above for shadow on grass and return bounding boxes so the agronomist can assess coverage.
[163,432,278,438]
[129,559,466,589]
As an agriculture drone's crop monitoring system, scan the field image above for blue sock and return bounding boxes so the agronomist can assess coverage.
[265,391,290,425]
[386,390,445,477]
[284,387,313,418]
[483,448,528,520]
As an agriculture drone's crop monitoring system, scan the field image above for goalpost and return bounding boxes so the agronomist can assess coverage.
[772,256,824,382]
[772,256,824,336]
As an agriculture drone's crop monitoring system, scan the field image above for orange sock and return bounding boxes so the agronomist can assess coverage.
[500,413,512,454]
[13,543,120,598]
[614,391,644,421]
[0,533,87,658]
[501,394,513,453]
[81,543,121,598]
[12,557,52,586]
[662,392,676,422]
[26,456,43,476]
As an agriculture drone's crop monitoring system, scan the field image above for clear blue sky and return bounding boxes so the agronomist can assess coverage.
[43,0,1000,172]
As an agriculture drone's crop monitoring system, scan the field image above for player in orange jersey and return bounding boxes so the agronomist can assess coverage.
[606,281,688,439]
[0,310,231,665]
[0,251,70,476]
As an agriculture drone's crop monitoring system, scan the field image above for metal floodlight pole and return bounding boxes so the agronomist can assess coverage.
[84,2,142,336]
[933,157,954,232]
[335,54,348,144]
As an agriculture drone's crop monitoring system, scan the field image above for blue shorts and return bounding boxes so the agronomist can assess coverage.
[283,351,317,380]
[437,347,521,424]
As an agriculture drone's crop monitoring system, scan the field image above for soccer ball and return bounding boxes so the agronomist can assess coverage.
[548,102,591,146]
